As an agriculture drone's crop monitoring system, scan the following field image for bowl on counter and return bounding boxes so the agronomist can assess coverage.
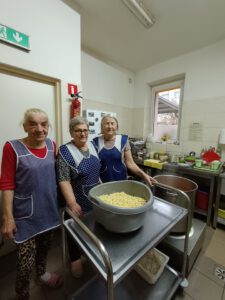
[88,180,154,233]
[185,160,195,167]
[210,160,221,170]
[184,156,196,166]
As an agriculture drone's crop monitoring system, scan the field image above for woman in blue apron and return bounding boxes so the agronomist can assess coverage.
[0,108,62,300]
[56,116,101,278]
[93,115,155,186]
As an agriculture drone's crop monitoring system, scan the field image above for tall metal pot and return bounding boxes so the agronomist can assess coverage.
[153,175,198,233]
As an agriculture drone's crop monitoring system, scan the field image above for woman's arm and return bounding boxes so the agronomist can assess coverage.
[58,181,83,218]
[124,149,156,186]
[56,153,83,217]
[1,190,17,239]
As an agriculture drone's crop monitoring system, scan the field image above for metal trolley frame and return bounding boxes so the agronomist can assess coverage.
[61,183,191,300]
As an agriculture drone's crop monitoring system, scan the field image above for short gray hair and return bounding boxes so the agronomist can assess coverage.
[69,116,89,134]
[101,114,118,131]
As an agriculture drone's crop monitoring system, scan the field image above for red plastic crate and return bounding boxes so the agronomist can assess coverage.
[196,190,209,211]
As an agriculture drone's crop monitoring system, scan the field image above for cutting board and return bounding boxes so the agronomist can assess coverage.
[144,159,167,170]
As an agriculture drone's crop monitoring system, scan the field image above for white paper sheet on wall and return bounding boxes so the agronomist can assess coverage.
[189,122,203,141]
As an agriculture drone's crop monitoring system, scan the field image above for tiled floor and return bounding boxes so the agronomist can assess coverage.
[0,225,225,300]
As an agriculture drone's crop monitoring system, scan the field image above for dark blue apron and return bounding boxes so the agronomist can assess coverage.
[59,141,100,213]
[93,135,128,183]
[10,139,60,243]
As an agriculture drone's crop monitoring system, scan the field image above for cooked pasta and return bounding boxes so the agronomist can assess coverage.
[99,192,146,208]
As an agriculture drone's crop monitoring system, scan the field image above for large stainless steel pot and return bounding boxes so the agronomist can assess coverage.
[153,175,198,233]
[88,180,154,233]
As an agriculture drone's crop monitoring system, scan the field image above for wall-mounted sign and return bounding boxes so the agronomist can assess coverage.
[68,83,78,96]
[189,122,203,141]
[0,23,30,51]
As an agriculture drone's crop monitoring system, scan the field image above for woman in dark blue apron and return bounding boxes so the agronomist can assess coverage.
[0,108,62,300]
[56,116,101,278]
[93,115,155,186]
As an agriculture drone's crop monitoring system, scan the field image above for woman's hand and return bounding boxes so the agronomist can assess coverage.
[1,217,17,240]
[143,173,157,186]
[68,202,83,219]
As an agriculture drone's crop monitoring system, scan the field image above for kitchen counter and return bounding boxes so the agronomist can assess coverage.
[134,159,223,227]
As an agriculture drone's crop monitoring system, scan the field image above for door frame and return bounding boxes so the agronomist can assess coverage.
[0,62,62,146]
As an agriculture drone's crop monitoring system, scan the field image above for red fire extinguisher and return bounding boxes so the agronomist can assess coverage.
[70,91,82,119]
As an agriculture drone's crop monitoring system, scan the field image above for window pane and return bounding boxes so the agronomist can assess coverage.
[153,85,182,143]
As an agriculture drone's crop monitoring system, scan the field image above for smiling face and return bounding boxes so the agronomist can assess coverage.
[101,116,118,139]
[23,112,49,146]
[71,123,89,148]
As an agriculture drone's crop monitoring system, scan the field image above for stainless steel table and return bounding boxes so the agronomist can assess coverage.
[62,196,189,300]
[213,172,225,228]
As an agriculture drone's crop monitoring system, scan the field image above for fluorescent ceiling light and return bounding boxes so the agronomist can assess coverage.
[121,0,155,28]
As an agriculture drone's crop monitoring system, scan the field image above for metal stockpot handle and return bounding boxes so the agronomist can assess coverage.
[166,190,178,198]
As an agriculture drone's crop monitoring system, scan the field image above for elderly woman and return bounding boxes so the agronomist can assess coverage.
[0,108,62,300]
[93,115,155,186]
[56,116,100,277]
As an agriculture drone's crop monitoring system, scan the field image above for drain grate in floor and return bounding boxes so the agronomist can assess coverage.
[214,265,225,282]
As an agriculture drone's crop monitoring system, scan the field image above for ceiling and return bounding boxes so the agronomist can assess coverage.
[64,0,225,72]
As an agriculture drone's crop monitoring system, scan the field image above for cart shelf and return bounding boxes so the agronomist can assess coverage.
[62,196,189,300]
[71,266,182,300]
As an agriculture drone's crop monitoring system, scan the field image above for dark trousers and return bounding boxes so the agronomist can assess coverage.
[67,232,82,262]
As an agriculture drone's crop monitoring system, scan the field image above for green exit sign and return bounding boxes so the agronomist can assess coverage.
[0,24,30,50]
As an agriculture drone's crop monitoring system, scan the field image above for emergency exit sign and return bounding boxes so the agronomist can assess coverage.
[0,24,30,50]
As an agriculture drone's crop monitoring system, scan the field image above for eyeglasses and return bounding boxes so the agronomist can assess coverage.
[74,129,89,134]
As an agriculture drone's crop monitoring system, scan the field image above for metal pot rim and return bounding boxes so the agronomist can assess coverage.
[89,180,154,214]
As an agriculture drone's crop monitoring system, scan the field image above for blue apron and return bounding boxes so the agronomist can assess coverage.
[58,141,100,213]
[10,139,60,243]
[93,135,128,183]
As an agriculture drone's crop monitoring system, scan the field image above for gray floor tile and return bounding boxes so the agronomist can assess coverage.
[185,269,223,300]
[194,254,224,287]
[174,291,195,300]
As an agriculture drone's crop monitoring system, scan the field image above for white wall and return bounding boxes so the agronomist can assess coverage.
[81,52,136,136]
[134,39,225,155]
[82,52,135,107]
[0,0,81,142]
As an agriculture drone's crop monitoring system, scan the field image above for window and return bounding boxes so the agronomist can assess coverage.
[151,79,184,144]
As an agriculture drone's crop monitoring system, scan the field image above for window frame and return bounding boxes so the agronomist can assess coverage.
[151,79,184,145]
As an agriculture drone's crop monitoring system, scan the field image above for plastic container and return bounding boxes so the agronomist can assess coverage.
[88,180,154,233]
[134,248,169,284]
[211,160,221,170]
[196,190,209,211]
[195,159,203,168]
[218,208,225,219]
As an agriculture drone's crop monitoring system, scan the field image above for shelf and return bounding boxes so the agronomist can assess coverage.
[194,207,208,217]
[71,266,183,300]
[217,216,225,226]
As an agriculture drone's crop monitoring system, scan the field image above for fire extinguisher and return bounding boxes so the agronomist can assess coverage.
[70,91,82,119]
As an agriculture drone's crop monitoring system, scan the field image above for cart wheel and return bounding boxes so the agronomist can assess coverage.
[180,277,189,288]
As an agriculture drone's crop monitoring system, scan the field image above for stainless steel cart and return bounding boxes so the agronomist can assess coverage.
[61,184,191,300]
